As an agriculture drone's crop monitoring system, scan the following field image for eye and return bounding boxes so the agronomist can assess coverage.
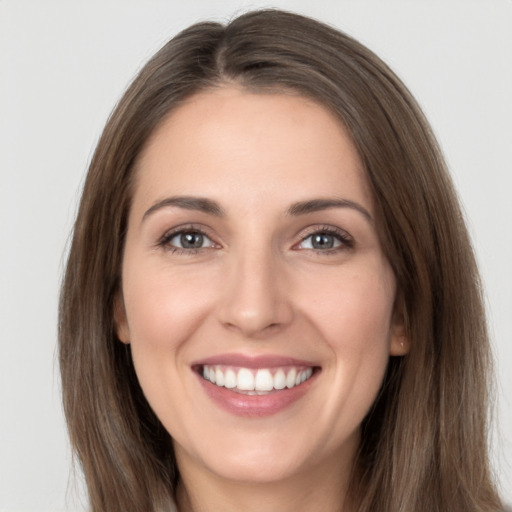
[171,231,210,249]
[296,228,353,251]
[159,228,217,253]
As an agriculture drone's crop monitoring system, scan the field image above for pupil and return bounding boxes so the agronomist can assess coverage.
[312,233,334,249]
[181,232,203,248]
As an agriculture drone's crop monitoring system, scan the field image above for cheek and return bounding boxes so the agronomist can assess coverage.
[322,284,393,385]
[121,264,217,422]
[299,261,395,417]
[123,264,212,349]
[120,263,218,404]
[302,259,395,350]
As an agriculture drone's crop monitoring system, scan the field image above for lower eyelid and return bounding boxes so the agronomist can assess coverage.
[157,226,215,250]
[169,232,213,248]
[296,229,353,250]
[157,225,352,253]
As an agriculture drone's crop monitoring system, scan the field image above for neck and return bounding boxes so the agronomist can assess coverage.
[175,448,356,512]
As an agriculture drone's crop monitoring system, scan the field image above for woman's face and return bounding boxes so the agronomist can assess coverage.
[117,87,406,485]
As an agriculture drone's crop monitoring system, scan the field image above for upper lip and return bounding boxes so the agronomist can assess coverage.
[191,353,319,369]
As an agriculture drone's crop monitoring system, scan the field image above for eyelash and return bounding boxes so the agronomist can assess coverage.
[157,224,354,255]
[157,224,217,255]
[296,225,354,254]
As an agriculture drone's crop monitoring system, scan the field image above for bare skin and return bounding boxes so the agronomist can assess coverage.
[116,87,408,512]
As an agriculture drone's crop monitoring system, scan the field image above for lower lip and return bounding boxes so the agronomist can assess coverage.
[196,370,319,417]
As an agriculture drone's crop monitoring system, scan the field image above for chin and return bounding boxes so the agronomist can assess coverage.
[204,451,310,484]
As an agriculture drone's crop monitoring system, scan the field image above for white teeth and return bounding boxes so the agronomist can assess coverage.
[224,369,237,389]
[237,368,255,391]
[255,369,274,391]
[201,365,315,392]
[286,368,297,388]
[273,369,286,390]
[215,367,224,387]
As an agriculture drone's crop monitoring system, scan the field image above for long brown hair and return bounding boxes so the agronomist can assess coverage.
[59,9,502,511]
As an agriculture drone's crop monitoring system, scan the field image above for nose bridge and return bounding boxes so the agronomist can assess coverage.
[219,241,291,336]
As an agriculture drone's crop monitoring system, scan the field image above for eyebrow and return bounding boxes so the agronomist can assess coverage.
[142,195,372,223]
[287,198,373,222]
[143,196,225,221]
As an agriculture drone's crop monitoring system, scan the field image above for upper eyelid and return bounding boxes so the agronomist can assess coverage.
[157,224,221,250]
[294,225,354,249]
[156,223,353,248]
[160,223,216,239]
[168,230,213,244]
[296,224,352,240]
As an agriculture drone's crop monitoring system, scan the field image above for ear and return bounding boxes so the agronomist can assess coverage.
[114,293,131,344]
[389,294,410,356]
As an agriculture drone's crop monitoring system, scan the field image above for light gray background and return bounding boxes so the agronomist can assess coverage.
[1,1,511,510]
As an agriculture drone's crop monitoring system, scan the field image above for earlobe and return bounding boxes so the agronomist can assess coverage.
[390,333,409,356]
[389,295,410,356]
[114,294,131,344]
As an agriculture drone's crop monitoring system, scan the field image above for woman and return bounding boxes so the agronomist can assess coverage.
[58,9,503,512]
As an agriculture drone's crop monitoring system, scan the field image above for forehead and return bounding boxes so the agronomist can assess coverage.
[132,87,373,214]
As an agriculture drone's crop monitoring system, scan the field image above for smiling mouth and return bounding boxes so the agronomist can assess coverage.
[195,365,319,395]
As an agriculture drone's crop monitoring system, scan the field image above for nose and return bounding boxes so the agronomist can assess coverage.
[218,246,293,338]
